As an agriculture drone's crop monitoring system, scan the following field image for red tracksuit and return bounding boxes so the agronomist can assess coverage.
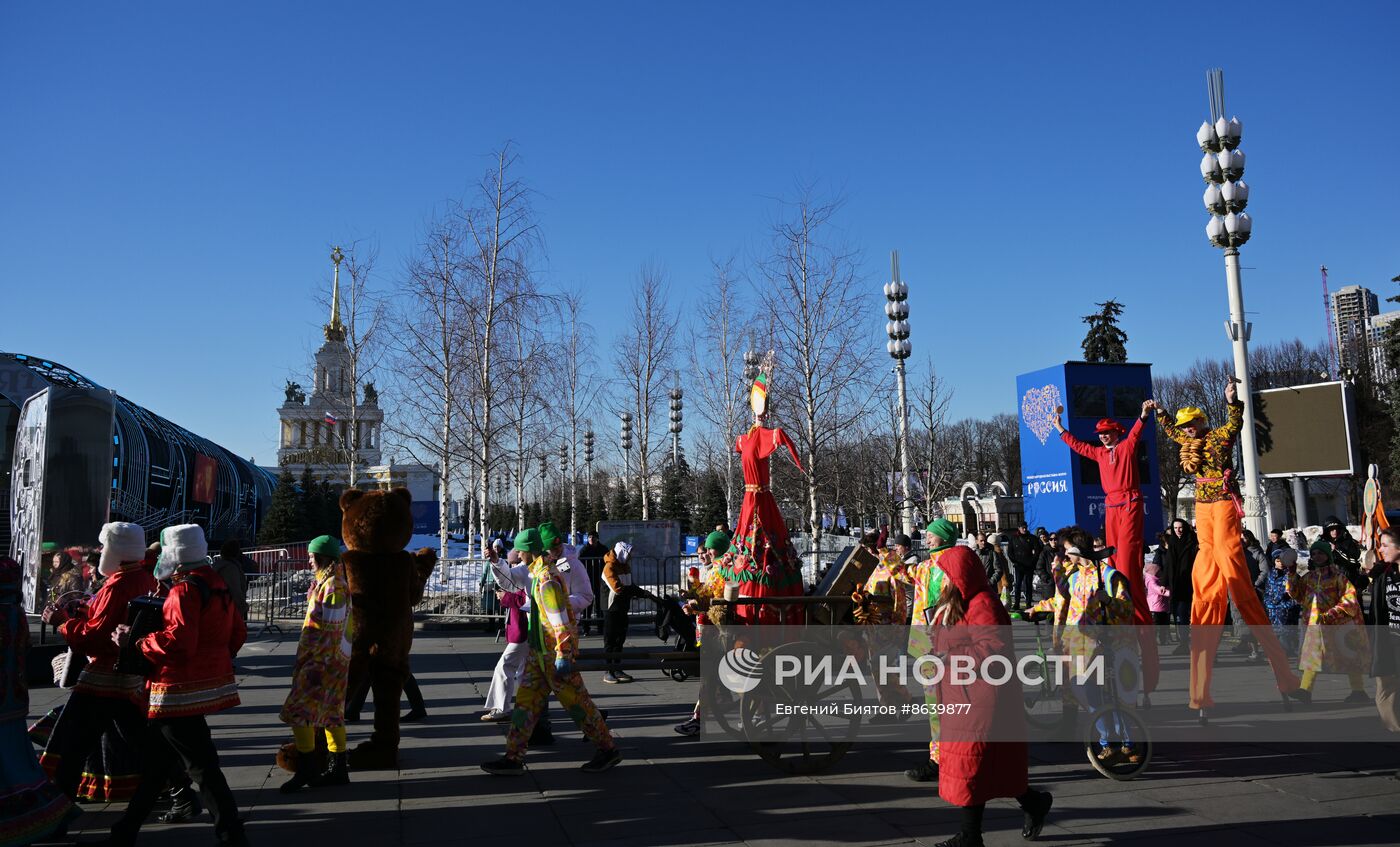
[1061,418,1160,694]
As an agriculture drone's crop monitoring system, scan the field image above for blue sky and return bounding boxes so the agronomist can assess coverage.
[3,2,1397,465]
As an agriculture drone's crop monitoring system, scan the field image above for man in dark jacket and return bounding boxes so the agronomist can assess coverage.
[1324,518,1367,594]
[975,533,1008,600]
[1363,527,1400,766]
[1005,524,1043,610]
[1161,518,1198,655]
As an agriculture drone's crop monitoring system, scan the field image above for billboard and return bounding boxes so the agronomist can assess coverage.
[1016,362,1162,539]
[1254,381,1357,478]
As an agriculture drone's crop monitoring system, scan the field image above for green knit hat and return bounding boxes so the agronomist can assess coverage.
[538,522,562,550]
[307,535,341,560]
[513,528,543,555]
[704,530,731,552]
[924,518,958,544]
[1309,539,1332,559]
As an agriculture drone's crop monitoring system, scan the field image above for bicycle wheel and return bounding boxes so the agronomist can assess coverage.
[1022,654,1065,730]
[1083,708,1152,781]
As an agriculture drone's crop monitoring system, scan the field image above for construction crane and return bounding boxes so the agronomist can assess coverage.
[1321,265,1340,377]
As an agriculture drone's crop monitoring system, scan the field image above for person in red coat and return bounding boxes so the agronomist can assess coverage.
[108,524,247,847]
[927,545,1052,847]
[1052,402,1160,698]
[39,522,157,801]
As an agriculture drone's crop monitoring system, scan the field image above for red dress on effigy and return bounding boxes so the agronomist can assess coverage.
[721,425,806,624]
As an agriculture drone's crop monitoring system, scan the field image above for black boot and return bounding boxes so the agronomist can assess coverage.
[280,753,319,793]
[158,786,201,823]
[310,751,350,787]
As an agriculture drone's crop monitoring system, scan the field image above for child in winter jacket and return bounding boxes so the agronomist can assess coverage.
[1256,548,1300,657]
[1144,563,1172,645]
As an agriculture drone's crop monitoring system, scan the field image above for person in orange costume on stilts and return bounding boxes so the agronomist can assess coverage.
[1152,380,1304,717]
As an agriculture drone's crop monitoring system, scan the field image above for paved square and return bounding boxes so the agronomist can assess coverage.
[27,628,1400,846]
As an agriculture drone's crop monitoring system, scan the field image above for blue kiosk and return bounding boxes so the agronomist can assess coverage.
[1015,362,1163,540]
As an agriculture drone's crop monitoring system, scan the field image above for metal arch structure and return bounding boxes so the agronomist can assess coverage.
[2,353,275,584]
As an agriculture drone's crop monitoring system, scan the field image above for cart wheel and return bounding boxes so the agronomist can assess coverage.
[669,668,689,682]
[1083,708,1152,781]
[740,641,860,775]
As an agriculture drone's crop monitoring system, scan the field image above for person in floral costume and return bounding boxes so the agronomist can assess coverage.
[481,529,619,775]
[674,531,732,736]
[903,518,958,783]
[1026,530,1139,764]
[280,535,354,792]
[1288,540,1370,703]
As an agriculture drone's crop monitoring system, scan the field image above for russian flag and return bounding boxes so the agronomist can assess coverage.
[324,413,338,425]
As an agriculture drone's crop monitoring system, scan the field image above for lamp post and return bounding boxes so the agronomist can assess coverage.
[884,250,914,537]
[620,412,633,516]
[560,442,574,539]
[1198,68,1265,538]
[669,382,684,466]
[583,430,595,502]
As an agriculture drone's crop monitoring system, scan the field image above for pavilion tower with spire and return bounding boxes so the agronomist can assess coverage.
[276,247,385,475]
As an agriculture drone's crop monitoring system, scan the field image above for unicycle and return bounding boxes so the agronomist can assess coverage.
[1081,639,1152,781]
[1012,614,1065,730]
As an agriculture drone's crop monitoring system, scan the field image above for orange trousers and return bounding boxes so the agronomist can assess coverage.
[1188,499,1300,708]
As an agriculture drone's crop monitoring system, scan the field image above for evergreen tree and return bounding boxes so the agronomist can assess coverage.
[658,459,693,534]
[257,469,303,544]
[318,480,344,538]
[695,473,729,534]
[591,485,609,528]
[575,488,595,536]
[296,467,318,539]
[1081,299,1129,363]
[609,482,632,522]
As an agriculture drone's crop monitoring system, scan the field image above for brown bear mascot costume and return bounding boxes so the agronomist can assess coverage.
[341,488,436,769]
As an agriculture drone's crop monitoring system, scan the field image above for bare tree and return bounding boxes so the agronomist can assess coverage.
[459,144,541,554]
[335,242,387,489]
[756,189,878,555]
[686,256,751,524]
[614,264,679,520]
[387,215,471,559]
[910,359,954,521]
[549,288,601,537]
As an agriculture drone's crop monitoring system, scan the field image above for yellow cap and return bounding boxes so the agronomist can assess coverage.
[1174,407,1206,427]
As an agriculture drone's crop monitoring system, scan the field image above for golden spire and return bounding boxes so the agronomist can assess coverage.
[325,245,346,342]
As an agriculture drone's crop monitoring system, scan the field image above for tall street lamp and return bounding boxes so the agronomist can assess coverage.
[669,382,684,466]
[884,250,914,537]
[1198,67,1265,537]
[620,412,633,514]
[583,430,595,502]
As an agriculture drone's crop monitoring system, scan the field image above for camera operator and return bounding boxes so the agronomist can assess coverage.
[108,524,247,847]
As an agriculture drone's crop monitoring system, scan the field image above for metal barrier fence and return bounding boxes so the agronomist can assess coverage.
[241,545,860,632]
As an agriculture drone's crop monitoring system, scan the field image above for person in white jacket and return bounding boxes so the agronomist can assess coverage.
[481,542,528,722]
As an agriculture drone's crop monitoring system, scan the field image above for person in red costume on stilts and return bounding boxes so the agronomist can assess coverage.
[719,352,807,625]
[1052,401,1160,699]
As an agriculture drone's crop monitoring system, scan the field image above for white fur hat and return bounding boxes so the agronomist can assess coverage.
[159,524,209,569]
[613,541,633,562]
[98,522,147,576]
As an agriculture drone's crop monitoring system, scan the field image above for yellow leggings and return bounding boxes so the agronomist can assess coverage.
[1300,671,1364,692]
[293,725,348,754]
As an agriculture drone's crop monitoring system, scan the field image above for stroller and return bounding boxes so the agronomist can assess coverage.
[654,594,698,681]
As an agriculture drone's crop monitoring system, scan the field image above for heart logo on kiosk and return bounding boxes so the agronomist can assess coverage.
[1021,385,1063,445]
